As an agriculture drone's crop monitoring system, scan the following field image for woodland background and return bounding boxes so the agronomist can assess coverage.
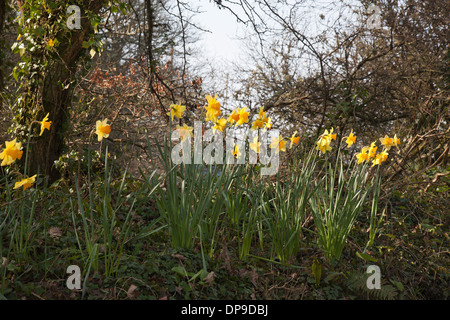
[0,0,448,300]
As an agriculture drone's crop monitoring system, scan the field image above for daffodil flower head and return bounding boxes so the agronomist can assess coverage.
[227,108,240,125]
[229,107,250,127]
[167,103,186,121]
[250,136,261,153]
[205,95,221,122]
[176,124,193,141]
[368,142,377,159]
[251,107,269,130]
[251,118,264,130]
[393,134,401,147]
[345,129,356,148]
[259,106,267,118]
[372,149,389,167]
[0,138,23,166]
[316,129,334,154]
[233,144,242,159]
[238,107,250,126]
[212,118,227,133]
[316,139,332,154]
[328,128,337,141]
[379,135,395,151]
[263,117,273,130]
[289,131,300,148]
[270,135,287,154]
[14,174,37,190]
[40,113,52,136]
[96,119,111,141]
[355,146,369,164]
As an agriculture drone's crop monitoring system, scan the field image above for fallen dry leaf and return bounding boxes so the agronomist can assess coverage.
[127,284,138,299]
[49,227,62,239]
[171,253,187,261]
[203,271,215,286]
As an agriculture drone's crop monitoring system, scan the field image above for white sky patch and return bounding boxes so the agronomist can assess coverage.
[192,0,246,64]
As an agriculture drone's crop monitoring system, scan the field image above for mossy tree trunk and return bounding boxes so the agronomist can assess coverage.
[0,0,5,105]
[23,1,105,181]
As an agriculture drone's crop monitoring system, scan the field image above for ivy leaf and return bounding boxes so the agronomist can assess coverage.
[19,45,26,57]
[172,266,188,277]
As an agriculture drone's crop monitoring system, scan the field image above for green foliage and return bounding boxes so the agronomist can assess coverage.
[345,270,400,300]
[146,130,237,252]
[261,149,317,264]
[309,154,375,262]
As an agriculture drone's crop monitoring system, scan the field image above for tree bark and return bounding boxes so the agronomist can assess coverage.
[26,1,105,181]
[0,0,6,105]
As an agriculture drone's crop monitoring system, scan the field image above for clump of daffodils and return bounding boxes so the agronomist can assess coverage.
[316,128,337,154]
[355,134,400,167]
[251,107,271,131]
[163,95,400,166]
[1,113,53,192]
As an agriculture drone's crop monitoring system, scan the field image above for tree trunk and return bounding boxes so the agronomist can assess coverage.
[26,1,105,181]
[0,0,5,105]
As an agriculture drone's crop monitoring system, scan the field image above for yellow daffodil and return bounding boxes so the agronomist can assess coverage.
[176,124,193,141]
[228,107,249,127]
[379,135,395,150]
[235,107,249,126]
[0,138,23,166]
[270,135,287,153]
[48,39,55,47]
[316,138,332,154]
[205,95,221,122]
[345,129,357,148]
[167,103,186,121]
[288,131,300,148]
[233,144,242,159]
[96,119,111,141]
[368,142,377,159]
[393,134,401,147]
[372,149,389,167]
[251,107,269,130]
[258,106,267,120]
[263,117,273,130]
[227,108,240,125]
[212,118,227,133]
[355,146,369,164]
[251,118,264,130]
[316,129,334,154]
[325,128,337,141]
[40,113,52,136]
[250,136,261,153]
[14,175,37,190]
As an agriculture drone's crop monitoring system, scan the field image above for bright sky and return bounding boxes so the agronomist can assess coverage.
[189,0,247,68]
